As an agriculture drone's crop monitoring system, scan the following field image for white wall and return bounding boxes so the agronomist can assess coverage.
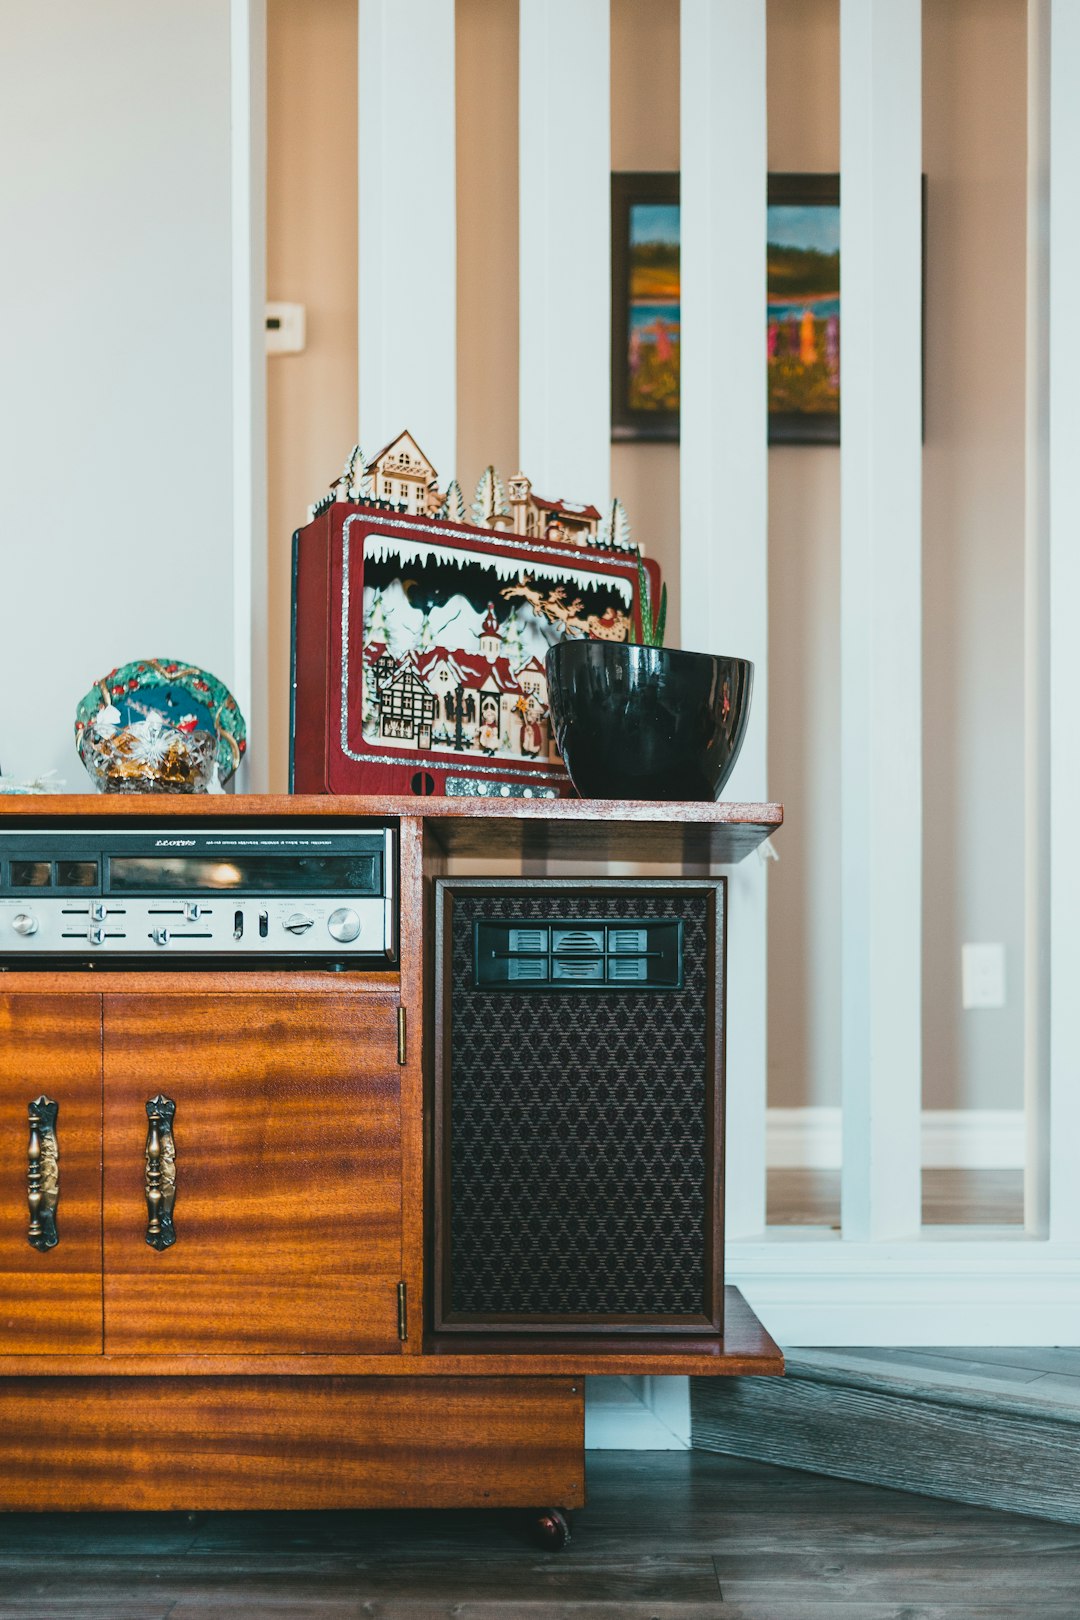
[0,0,263,789]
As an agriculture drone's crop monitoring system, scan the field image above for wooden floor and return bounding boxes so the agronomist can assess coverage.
[767,1167,1024,1228]
[2,1450,1080,1617]
[801,1342,1080,1404]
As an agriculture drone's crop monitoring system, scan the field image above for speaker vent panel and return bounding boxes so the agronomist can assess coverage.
[474,915,683,990]
[441,885,720,1328]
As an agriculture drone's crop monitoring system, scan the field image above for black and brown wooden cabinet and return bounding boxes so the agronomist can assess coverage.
[0,796,784,1524]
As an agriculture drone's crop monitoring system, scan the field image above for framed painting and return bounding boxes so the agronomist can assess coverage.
[766,172,841,444]
[611,172,681,442]
[611,170,923,445]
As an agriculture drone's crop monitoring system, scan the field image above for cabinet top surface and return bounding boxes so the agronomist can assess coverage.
[0,794,782,824]
[0,794,781,864]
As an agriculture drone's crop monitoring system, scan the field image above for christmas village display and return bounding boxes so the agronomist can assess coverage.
[308,431,632,554]
[291,430,662,798]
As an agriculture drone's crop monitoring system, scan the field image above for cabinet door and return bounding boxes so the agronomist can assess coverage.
[0,995,103,1353]
[102,992,403,1355]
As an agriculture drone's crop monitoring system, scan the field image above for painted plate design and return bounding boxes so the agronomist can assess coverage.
[74,659,246,787]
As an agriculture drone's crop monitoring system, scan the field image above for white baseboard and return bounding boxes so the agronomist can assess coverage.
[585,1376,690,1450]
[767,1107,1025,1170]
[729,1236,1080,1345]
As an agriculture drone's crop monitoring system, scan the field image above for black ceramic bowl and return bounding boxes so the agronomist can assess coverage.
[545,642,753,802]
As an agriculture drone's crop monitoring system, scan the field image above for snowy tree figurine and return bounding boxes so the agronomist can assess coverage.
[334,445,363,503]
[602,497,633,553]
[438,479,467,523]
[472,466,512,530]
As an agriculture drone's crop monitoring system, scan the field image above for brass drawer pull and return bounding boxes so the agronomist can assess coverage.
[27,1096,59,1251]
[144,1094,177,1251]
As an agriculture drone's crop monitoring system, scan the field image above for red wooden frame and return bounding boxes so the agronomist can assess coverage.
[291,505,661,799]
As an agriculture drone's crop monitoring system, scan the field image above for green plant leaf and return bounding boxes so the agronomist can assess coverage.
[654,583,668,650]
[636,549,653,644]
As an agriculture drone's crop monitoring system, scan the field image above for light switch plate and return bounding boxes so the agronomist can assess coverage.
[265,301,306,354]
[962,942,1006,1009]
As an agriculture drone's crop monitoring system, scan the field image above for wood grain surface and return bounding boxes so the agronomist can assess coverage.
[694,1349,1080,1527]
[0,1289,783,1377]
[0,1375,584,1511]
[0,994,103,1353]
[0,1450,1077,1617]
[0,794,782,867]
[101,992,404,1354]
[397,815,427,1352]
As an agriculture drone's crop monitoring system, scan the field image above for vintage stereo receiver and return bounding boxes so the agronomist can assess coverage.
[0,824,397,968]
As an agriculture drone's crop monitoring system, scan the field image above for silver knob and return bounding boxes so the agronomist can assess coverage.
[88,924,105,947]
[151,927,170,947]
[183,901,202,922]
[327,907,361,944]
[90,901,106,923]
[284,912,315,935]
[11,912,38,937]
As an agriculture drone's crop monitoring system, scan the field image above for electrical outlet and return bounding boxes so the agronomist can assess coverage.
[265,302,306,354]
[962,943,1006,1009]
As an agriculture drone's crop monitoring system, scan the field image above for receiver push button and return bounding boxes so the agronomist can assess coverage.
[327,908,361,944]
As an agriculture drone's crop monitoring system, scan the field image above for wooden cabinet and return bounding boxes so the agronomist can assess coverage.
[102,992,403,1355]
[0,995,103,1354]
[0,988,405,1358]
[0,798,787,1522]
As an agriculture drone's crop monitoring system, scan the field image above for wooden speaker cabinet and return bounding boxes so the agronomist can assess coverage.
[433,879,725,1336]
[0,797,783,1531]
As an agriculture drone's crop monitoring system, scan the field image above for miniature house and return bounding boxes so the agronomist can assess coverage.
[508,473,601,545]
[367,431,440,518]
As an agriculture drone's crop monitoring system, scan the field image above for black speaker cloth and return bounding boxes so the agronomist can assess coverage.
[447,889,713,1318]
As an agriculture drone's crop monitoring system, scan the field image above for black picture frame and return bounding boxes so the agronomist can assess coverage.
[611,170,926,447]
[611,171,680,443]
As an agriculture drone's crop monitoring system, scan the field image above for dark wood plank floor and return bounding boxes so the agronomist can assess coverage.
[1,1450,1079,1617]
[768,1168,1024,1228]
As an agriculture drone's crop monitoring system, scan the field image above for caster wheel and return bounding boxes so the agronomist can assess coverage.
[534,1507,572,1551]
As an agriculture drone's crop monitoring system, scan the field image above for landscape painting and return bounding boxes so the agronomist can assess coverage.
[626,200,680,418]
[767,174,841,443]
[611,172,847,444]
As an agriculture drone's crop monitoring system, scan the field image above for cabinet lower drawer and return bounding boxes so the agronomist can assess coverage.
[0,1376,585,1511]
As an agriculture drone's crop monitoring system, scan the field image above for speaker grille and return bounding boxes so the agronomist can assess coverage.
[445,888,716,1322]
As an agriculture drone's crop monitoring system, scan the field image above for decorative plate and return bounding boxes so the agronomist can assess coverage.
[74,659,246,791]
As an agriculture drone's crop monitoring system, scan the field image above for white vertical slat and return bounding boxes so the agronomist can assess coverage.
[680,0,769,1240]
[358,0,456,480]
[839,0,923,1242]
[1046,0,1080,1244]
[1024,0,1051,1238]
[518,0,610,502]
[230,0,267,791]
